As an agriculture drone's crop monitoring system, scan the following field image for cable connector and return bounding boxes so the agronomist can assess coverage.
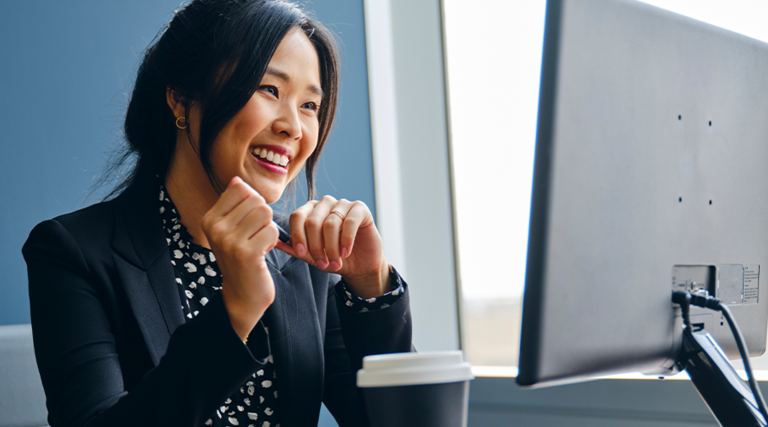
[672,290,721,310]
[691,293,721,310]
[672,290,690,306]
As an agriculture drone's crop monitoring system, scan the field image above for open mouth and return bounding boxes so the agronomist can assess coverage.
[250,147,290,167]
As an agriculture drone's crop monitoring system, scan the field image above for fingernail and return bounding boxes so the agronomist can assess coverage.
[317,259,329,269]
[340,247,348,258]
[296,243,306,257]
[329,261,341,271]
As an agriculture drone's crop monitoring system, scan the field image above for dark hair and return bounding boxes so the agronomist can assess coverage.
[104,0,338,200]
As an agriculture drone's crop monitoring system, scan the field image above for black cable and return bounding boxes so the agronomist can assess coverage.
[674,291,768,424]
[719,303,768,424]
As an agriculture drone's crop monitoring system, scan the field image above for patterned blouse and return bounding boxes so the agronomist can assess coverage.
[158,185,405,427]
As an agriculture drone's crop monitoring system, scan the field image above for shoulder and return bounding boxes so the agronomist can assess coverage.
[25,198,119,250]
[22,184,148,273]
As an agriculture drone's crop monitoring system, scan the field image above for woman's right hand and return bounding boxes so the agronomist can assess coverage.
[201,176,279,341]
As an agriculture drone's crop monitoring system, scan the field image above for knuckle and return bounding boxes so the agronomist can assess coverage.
[339,198,350,204]
[353,200,368,210]
[321,195,336,203]
[306,217,322,230]
[267,223,280,239]
[232,181,249,197]
[258,204,273,219]
[323,217,339,231]
[242,194,258,207]
[208,221,225,237]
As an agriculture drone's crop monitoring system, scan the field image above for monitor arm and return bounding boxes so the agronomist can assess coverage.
[679,327,765,426]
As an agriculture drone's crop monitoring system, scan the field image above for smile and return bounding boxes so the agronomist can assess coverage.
[250,147,290,167]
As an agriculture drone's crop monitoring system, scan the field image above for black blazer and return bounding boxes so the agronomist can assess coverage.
[22,170,413,427]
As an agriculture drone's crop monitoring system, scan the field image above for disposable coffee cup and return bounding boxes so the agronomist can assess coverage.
[357,351,474,427]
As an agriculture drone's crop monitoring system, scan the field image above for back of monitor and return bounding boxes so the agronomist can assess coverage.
[518,0,768,387]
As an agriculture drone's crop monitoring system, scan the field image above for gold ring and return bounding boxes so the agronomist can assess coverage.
[330,210,346,221]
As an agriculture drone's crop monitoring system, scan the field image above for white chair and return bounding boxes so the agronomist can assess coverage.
[0,324,48,427]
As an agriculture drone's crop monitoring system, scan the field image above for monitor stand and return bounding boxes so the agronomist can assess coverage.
[679,327,765,426]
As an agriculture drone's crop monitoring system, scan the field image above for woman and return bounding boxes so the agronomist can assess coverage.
[22,1,412,426]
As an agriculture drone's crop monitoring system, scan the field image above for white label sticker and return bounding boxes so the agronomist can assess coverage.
[744,265,760,304]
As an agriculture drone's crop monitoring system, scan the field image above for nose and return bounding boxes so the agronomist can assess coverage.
[272,102,302,140]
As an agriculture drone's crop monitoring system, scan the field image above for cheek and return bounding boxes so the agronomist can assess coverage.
[301,122,320,158]
[229,99,268,139]
[230,113,261,140]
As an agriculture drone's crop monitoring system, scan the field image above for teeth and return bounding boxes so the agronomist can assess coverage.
[252,148,289,167]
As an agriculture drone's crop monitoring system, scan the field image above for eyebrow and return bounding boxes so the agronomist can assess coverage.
[265,66,324,99]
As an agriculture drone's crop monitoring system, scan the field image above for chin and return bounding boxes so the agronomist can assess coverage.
[254,184,284,204]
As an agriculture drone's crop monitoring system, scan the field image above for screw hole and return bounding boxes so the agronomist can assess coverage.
[679,197,682,202]
[709,200,712,205]
[709,121,712,126]
[678,115,682,120]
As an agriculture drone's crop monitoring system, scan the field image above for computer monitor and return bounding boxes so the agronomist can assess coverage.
[517,0,768,388]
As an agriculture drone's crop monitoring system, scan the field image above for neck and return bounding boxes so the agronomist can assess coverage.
[164,153,220,249]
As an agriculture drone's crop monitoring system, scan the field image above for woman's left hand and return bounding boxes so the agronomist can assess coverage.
[275,196,390,299]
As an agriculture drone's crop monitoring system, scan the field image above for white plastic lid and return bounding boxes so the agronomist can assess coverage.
[357,351,474,388]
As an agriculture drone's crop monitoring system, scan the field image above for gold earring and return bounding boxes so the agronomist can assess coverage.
[175,116,187,130]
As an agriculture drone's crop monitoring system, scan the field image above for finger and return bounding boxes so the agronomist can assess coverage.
[339,201,373,257]
[205,177,264,221]
[305,196,337,269]
[239,203,274,241]
[225,193,264,230]
[288,200,318,258]
[222,217,278,267]
[275,241,297,258]
[250,222,280,257]
[323,199,353,271]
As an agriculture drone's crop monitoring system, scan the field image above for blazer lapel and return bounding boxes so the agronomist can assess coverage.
[263,254,325,426]
[111,172,185,366]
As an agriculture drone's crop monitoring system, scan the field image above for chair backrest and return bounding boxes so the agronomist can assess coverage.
[0,324,48,427]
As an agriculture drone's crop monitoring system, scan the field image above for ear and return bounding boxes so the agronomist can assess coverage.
[166,88,187,119]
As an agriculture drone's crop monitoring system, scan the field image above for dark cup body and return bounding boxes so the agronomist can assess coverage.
[362,380,469,427]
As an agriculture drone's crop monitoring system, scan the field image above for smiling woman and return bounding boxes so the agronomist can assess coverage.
[21,1,412,427]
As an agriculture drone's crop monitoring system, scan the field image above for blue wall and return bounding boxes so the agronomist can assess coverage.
[0,0,374,328]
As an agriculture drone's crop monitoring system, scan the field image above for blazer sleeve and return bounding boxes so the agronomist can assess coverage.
[321,272,413,426]
[23,219,272,427]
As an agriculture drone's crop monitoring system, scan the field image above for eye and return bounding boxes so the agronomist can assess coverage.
[302,101,319,112]
[260,85,278,98]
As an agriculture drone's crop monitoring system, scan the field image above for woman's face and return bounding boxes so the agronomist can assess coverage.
[207,28,322,204]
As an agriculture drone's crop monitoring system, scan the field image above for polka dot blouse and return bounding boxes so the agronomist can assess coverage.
[158,185,404,427]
